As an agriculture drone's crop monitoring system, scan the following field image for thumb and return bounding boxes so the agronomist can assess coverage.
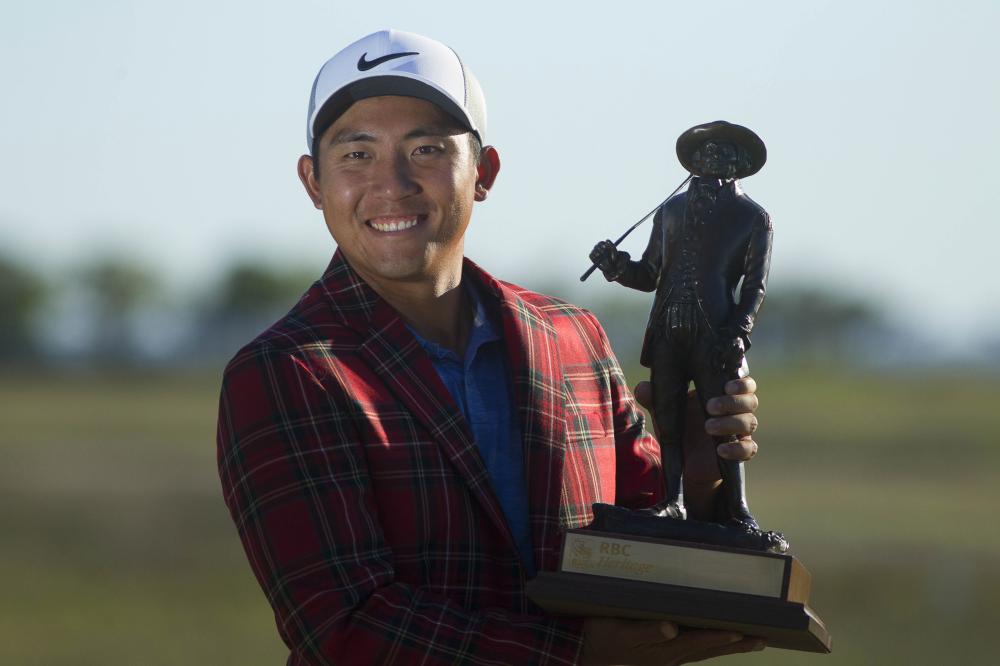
[633,381,652,410]
[658,621,679,640]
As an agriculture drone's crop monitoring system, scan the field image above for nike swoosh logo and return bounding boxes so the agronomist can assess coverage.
[357,51,419,71]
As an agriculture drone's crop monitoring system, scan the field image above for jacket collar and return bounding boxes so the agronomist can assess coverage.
[316,250,570,571]
[457,260,574,571]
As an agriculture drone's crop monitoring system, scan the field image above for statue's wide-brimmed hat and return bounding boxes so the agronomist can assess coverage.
[676,121,766,178]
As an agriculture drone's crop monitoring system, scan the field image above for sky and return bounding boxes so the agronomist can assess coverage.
[2,0,998,353]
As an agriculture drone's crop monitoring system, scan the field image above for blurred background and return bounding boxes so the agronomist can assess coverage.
[2,1,998,664]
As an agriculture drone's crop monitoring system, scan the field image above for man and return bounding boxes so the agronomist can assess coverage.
[217,30,764,665]
[589,122,771,532]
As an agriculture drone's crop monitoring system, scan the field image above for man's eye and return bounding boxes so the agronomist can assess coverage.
[345,151,369,160]
[413,145,442,156]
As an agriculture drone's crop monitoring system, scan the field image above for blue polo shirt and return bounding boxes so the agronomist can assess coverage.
[407,286,535,576]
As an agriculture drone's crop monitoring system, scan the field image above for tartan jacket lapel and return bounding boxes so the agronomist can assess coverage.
[317,251,513,543]
[469,261,570,573]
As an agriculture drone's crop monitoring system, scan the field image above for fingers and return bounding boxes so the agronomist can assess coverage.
[725,376,756,396]
[639,375,759,461]
[588,242,604,261]
[581,618,680,664]
[580,619,764,666]
[621,619,680,645]
[705,412,757,438]
[707,375,758,460]
[642,378,757,416]
[679,636,766,664]
[589,240,616,266]
[667,630,747,664]
[706,393,758,416]
[717,436,758,461]
[583,618,678,647]
[658,620,679,641]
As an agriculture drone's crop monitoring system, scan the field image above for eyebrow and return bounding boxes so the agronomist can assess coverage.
[403,126,460,140]
[326,125,461,148]
[327,130,376,147]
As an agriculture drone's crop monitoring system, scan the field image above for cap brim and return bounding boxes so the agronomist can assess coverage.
[676,122,766,178]
[310,75,479,154]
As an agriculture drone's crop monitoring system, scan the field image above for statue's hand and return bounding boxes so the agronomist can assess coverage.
[712,329,747,376]
[589,240,627,280]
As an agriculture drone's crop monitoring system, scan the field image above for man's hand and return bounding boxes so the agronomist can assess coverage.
[580,618,764,665]
[703,376,759,461]
[633,377,759,462]
[633,377,759,519]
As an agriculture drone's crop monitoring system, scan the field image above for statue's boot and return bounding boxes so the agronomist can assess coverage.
[644,442,686,519]
[718,458,759,532]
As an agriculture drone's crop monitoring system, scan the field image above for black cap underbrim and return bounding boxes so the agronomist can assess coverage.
[311,75,478,156]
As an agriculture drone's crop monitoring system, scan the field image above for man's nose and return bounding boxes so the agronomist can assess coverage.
[371,152,421,199]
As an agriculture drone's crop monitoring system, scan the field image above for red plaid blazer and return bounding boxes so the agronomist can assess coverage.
[217,251,662,665]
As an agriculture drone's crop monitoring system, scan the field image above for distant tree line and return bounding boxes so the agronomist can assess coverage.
[0,253,316,367]
[0,256,47,362]
[575,286,897,371]
[0,252,927,369]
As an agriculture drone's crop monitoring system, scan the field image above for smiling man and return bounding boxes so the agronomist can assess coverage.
[298,93,495,354]
[217,29,764,665]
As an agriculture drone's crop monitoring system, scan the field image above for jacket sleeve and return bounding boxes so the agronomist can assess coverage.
[727,210,773,342]
[585,314,663,510]
[217,344,584,666]
[613,208,664,293]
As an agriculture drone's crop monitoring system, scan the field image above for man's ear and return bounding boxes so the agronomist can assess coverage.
[474,146,501,202]
[297,154,323,209]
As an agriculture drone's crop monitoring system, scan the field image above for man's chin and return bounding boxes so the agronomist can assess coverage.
[343,243,465,289]
[350,255,437,285]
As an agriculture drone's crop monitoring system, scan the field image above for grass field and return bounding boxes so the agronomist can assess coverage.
[1,366,998,665]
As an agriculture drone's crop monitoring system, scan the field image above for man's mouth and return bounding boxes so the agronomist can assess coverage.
[366,216,422,232]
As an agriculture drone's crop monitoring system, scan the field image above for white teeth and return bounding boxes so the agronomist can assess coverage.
[370,217,419,232]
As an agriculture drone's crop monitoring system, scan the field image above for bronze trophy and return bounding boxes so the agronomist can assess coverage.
[527,121,831,653]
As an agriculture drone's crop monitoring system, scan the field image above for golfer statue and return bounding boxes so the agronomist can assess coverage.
[589,121,773,533]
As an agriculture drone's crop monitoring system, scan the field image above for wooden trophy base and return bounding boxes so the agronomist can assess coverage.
[526,523,831,654]
[528,570,830,653]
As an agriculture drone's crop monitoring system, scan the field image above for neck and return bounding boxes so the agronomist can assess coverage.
[695,176,727,189]
[363,261,474,356]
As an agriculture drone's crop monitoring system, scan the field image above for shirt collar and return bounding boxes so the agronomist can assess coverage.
[690,176,741,201]
[409,278,501,363]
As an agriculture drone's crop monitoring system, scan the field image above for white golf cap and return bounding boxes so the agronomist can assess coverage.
[306,29,486,153]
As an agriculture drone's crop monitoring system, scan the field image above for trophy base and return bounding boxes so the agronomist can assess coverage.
[591,502,789,553]
[527,514,831,654]
[527,570,831,653]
